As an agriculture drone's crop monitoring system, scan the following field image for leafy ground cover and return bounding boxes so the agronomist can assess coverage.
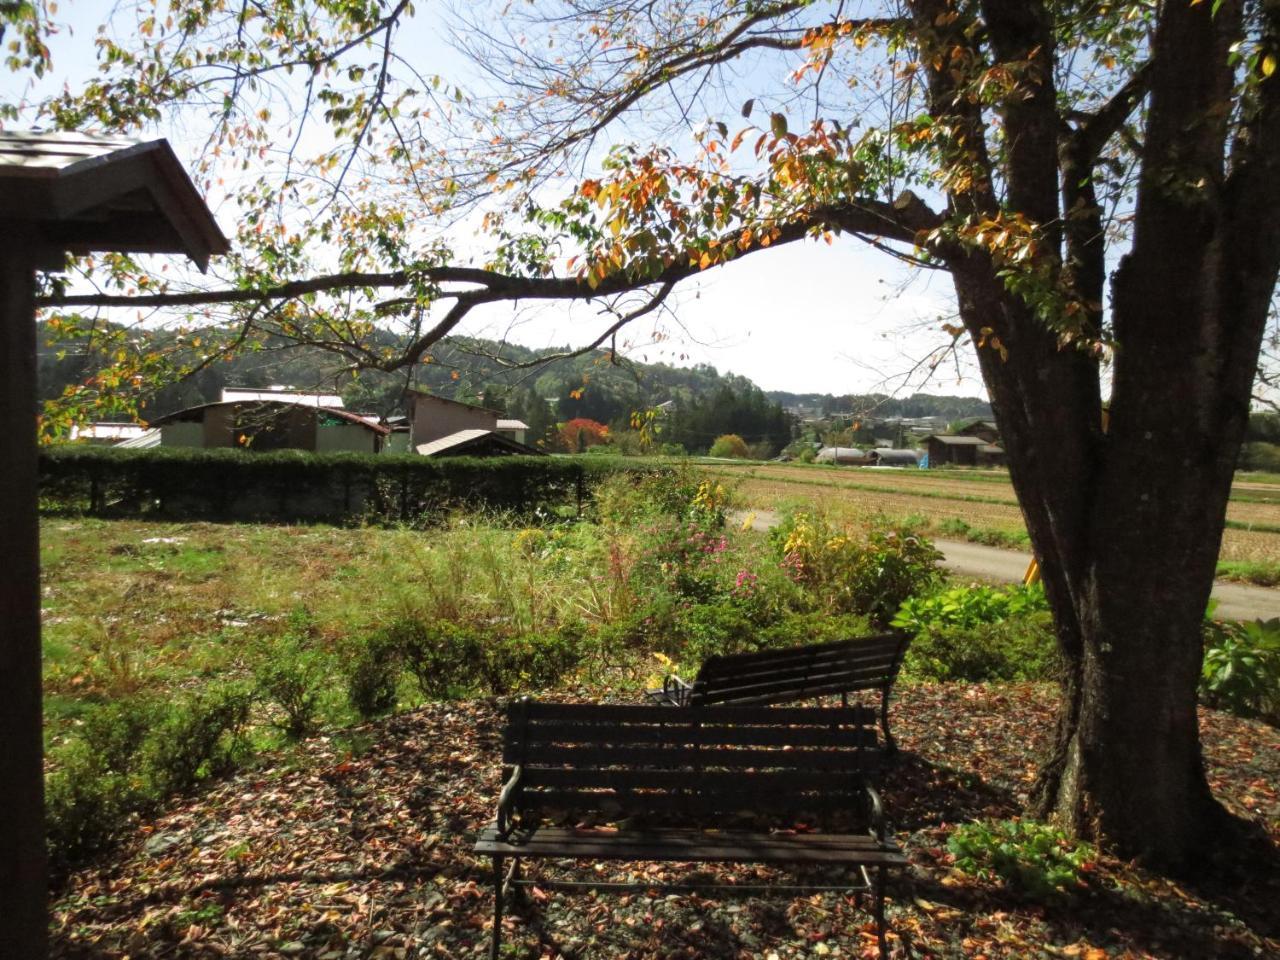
[49,683,1279,959]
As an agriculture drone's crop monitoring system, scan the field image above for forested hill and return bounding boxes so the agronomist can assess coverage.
[768,390,992,420]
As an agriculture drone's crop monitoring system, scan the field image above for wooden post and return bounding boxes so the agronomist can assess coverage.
[0,248,49,958]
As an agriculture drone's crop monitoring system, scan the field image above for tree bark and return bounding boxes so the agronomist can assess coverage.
[979,0,1280,867]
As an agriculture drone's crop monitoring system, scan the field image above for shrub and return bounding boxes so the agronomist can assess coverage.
[901,613,1059,682]
[1201,617,1280,722]
[948,819,1096,901]
[344,627,404,719]
[677,601,757,665]
[142,685,253,794]
[891,582,1048,633]
[45,685,252,876]
[396,617,587,698]
[757,612,872,650]
[39,445,642,524]
[254,636,328,739]
[484,623,588,693]
[775,513,943,625]
[708,434,750,458]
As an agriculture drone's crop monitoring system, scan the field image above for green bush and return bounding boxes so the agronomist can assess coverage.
[708,433,750,458]
[1201,617,1280,722]
[757,612,872,650]
[39,445,648,524]
[142,685,253,794]
[892,582,1048,633]
[344,628,404,719]
[902,613,1059,682]
[45,685,252,876]
[948,819,1096,901]
[254,636,328,739]
[396,617,587,698]
[774,513,943,625]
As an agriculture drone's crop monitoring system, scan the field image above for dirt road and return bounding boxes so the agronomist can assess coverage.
[732,511,1280,621]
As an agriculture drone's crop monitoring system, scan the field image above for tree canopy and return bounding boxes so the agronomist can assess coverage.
[10,0,1280,868]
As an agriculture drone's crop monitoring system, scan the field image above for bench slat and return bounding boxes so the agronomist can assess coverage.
[689,670,901,707]
[507,722,878,750]
[696,647,904,684]
[701,634,903,669]
[475,826,906,865]
[503,744,880,768]
[520,767,866,791]
[512,701,876,725]
[517,788,863,816]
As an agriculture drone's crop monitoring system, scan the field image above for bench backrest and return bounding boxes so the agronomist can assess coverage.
[502,700,880,825]
[688,632,909,706]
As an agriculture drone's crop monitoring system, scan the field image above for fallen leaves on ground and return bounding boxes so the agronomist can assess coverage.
[50,684,1280,959]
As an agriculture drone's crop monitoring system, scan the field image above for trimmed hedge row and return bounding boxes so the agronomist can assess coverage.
[39,446,647,523]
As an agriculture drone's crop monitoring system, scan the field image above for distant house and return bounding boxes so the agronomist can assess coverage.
[955,419,1001,444]
[497,419,530,445]
[407,390,542,457]
[150,391,388,453]
[922,433,1005,467]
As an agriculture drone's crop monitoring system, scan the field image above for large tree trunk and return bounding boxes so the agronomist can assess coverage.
[933,0,1280,868]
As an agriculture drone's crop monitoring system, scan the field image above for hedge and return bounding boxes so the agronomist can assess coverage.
[39,446,651,523]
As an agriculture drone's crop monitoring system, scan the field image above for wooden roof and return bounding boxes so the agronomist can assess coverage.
[0,131,229,270]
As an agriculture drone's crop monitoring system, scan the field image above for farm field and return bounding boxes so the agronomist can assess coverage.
[703,461,1280,570]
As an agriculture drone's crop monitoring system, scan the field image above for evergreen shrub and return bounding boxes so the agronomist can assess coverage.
[39,445,648,523]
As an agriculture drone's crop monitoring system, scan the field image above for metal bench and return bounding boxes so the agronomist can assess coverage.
[647,632,911,752]
[475,698,906,959]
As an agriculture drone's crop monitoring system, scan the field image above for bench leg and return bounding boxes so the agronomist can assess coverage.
[880,688,897,755]
[874,864,887,959]
[490,855,505,960]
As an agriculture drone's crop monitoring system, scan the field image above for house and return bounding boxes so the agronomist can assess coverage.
[497,419,530,445]
[149,395,389,453]
[922,433,1005,467]
[955,419,1001,444]
[407,390,542,457]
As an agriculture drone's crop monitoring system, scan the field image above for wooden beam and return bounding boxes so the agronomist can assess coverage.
[0,242,49,959]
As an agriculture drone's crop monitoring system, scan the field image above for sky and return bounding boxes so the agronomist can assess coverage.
[2,0,980,399]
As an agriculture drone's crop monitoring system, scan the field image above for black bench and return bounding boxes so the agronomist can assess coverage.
[647,631,911,752]
[475,698,906,959]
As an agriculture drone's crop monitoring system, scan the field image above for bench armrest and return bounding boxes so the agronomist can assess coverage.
[663,674,693,706]
[496,765,523,837]
[864,782,887,843]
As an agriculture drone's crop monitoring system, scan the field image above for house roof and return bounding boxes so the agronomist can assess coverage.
[149,400,390,435]
[116,428,162,448]
[0,131,229,270]
[415,429,545,457]
[69,422,148,441]
[924,434,988,445]
[221,388,345,408]
[496,419,529,431]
